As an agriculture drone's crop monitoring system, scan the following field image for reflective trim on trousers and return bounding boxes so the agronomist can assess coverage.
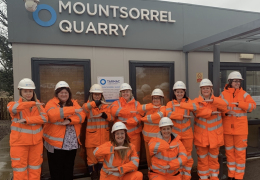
[200,176,209,179]
[208,123,222,131]
[225,146,234,150]
[179,152,187,157]
[75,113,82,123]
[11,157,20,160]
[198,152,218,159]
[228,113,247,117]
[198,170,209,174]
[211,173,218,177]
[183,166,192,171]
[181,171,191,176]
[209,168,219,173]
[235,146,247,151]
[228,167,245,173]
[188,155,192,159]
[102,166,121,177]
[142,130,158,138]
[13,166,27,172]
[11,126,42,134]
[87,124,109,129]
[28,164,42,170]
[43,133,63,142]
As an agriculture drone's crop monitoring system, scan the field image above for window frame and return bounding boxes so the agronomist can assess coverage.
[31,58,91,103]
[129,60,175,101]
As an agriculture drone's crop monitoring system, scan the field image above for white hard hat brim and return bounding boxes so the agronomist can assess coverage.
[18,87,36,90]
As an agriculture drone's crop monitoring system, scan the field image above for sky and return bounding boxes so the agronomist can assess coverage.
[160,0,260,13]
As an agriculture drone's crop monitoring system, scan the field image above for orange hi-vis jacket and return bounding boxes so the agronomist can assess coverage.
[111,97,142,138]
[180,95,227,148]
[220,86,256,135]
[8,98,48,146]
[82,101,113,148]
[137,103,166,142]
[93,142,140,177]
[149,132,188,176]
[166,98,193,139]
[43,97,86,148]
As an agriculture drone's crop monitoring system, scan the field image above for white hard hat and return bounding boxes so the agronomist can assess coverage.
[55,81,70,90]
[24,0,39,12]
[173,81,186,90]
[89,84,103,93]
[111,122,128,133]
[228,71,243,80]
[200,79,213,87]
[151,89,164,97]
[18,78,36,89]
[159,117,174,128]
[141,84,151,93]
[120,83,132,91]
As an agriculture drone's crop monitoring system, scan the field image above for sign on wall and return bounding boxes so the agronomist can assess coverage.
[97,76,124,102]
[196,73,203,83]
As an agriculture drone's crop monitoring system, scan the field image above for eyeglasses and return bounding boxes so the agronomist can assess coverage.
[233,80,241,83]
[153,97,161,100]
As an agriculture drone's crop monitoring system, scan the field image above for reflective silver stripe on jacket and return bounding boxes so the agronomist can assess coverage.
[151,164,166,173]
[12,102,19,115]
[247,104,252,111]
[43,133,63,142]
[207,115,221,124]
[88,118,106,123]
[40,115,47,123]
[233,107,242,110]
[142,104,146,111]
[155,152,177,161]
[153,142,160,154]
[208,123,222,131]
[75,113,82,123]
[102,166,121,177]
[192,103,197,111]
[115,107,122,116]
[87,102,92,110]
[173,125,191,132]
[227,106,232,110]
[234,113,247,117]
[142,130,158,138]
[87,124,109,129]
[194,121,206,129]
[93,147,99,156]
[144,122,158,126]
[173,118,189,124]
[118,117,127,122]
[127,123,141,133]
[60,108,64,119]
[197,117,206,122]
[243,92,249,99]
[47,107,55,113]
[11,126,42,134]
[11,158,20,160]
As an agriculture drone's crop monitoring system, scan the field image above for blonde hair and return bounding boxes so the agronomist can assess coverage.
[119,90,134,100]
[88,93,106,108]
[110,130,132,160]
[19,90,41,113]
[199,87,214,99]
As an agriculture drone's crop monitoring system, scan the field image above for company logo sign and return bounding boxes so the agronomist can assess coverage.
[33,4,57,27]
[100,79,106,85]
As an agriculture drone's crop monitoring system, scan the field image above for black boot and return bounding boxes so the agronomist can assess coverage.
[228,177,234,180]
[88,165,99,180]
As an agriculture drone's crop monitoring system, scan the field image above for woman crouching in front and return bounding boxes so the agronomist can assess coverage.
[149,117,188,180]
[93,122,143,180]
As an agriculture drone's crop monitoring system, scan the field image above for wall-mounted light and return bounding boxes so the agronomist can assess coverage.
[240,54,254,60]
[24,0,40,12]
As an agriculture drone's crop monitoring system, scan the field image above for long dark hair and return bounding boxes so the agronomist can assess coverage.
[110,130,132,160]
[225,79,242,90]
[172,89,189,102]
[55,87,73,107]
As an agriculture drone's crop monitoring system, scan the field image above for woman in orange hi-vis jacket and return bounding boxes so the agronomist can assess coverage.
[111,83,142,156]
[220,71,256,180]
[43,81,86,180]
[8,78,48,180]
[166,81,193,180]
[93,122,143,180]
[136,88,165,169]
[148,117,188,180]
[176,79,228,180]
[82,84,113,180]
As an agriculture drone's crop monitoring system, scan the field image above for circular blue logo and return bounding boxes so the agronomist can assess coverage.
[33,4,57,27]
[100,79,106,85]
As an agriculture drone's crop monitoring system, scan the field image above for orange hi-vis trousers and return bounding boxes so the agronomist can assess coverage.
[180,138,193,180]
[129,133,141,157]
[224,134,247,180]
[100,171,143,180]
[86,147,104,166]
[144,141,151,169]
[10,142,43,180]
[149,172,181,180]
[196,146,219,180]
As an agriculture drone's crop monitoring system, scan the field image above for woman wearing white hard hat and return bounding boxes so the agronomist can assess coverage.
[176,78,227,180]
[148,117,187,180]
[166,81,193,180]
[7,78,47,180]
[43,81,86,180]
[137,88,166,169]
[220,71,256,180]
[111,83,142,156]
[82,84,113,180]
[93,122,143,180]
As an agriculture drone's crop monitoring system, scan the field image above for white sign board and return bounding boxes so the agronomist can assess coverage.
[97,76,124,102]
[252,96,260,105]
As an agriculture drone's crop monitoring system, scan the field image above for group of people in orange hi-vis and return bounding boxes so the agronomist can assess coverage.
[7,70,256,180]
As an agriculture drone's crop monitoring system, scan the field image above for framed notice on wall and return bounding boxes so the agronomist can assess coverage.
[97,76,124,102]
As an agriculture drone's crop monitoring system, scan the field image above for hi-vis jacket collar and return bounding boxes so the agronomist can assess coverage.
[119,97,135,105]
[52,97,77,106]
[157,131,179,141]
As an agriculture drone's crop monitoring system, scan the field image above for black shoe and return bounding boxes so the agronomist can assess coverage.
[228,177,234,180]
[90,170,99,180]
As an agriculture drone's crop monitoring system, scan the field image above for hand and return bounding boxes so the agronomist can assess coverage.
[172,104,180,107]
[114,146,129,150]
[61,119,70,125]
[183,115,192,118]
[226,111,236,115]
[153,106,160,108]
[159,165,170,169]
[108,168,119,172]
[92,113,102,118]
[211,111,221,115]
[36,102,45,106]
[101,112,108,119]
[202,99,213,102]
[16,119,26,123]
[231,102,239,105]
[75,108,83,113]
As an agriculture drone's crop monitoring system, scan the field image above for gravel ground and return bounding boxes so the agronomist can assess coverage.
[0,120,11,141]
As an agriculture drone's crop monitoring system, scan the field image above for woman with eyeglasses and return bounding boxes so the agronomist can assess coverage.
[220,71,256,180]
